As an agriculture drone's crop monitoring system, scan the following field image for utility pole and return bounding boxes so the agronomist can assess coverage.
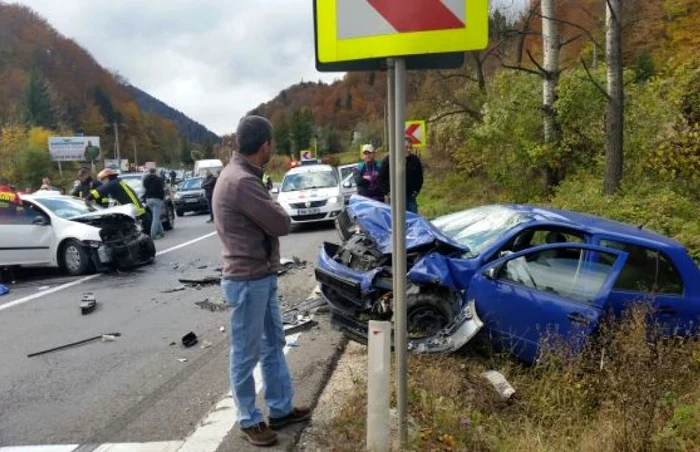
[132,137,138,167]
[113,122,120,164]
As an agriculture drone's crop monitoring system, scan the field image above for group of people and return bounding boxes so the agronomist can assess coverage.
[354,136,424,213]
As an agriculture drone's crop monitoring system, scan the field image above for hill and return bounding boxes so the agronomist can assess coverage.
[126,85,219,145]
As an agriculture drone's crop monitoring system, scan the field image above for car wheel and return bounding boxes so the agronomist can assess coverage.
[176,209,184,217]
[60,239,93,276]
[406,292,455,339]
[163,205,175,230]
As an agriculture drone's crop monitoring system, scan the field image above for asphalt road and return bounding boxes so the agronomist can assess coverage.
[0,213,343,450]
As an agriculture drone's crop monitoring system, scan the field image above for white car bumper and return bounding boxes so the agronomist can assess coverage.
[282,201,345,224]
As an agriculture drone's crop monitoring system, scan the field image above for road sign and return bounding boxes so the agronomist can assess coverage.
[300,150,314,161]
[405,120,426,148]
[315,0,488,65]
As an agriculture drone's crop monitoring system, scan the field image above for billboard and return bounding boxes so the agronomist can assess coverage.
[48,137,101,162]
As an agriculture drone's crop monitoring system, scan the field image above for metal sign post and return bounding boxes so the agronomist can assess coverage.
[392,57,408,447]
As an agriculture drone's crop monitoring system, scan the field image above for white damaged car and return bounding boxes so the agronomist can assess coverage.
[0,194,156,275]
[275,163,345,228]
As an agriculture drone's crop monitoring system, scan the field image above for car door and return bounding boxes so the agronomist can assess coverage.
[468,243,628,364]
[0,201,53,266]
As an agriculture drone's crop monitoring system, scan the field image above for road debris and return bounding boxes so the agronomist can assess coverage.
[169,342,177,346]
[178,275,221,285]
[482,370,515,400]
[27,332,121,358]
[200,340,213,349]
[219,326,226,333]
[278,256,308,276]
[194,298,228,312]
[177,358,188,363]
[0,284,8,296]
[160,285,186,293]
[182,332,198,348]
[283,317,318,336]
[80,293,97,315]
[101,334,118,342]
[38,285,51,291]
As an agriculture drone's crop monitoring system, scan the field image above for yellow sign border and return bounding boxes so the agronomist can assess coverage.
[316,0,488,63]
[405,120,427,148]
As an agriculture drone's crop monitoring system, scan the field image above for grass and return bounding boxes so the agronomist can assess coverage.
[325,305,700,451]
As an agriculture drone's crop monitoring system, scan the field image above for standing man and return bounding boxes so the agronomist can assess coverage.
[213,116,310,447]
[169,169,177,186]
[354,144,384,202]
[202,169,217,223]
[71,167,102,199]
[39,177,59,192]
[378,136,424,213]
[143,168,165,239]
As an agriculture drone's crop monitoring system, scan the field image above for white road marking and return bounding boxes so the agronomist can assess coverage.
[0,286,322,452]
[0,232,218,313]
[155,232,217,257]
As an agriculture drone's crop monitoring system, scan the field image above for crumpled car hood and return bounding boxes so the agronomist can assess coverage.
[346,196,468,255]
[69,204,137,223]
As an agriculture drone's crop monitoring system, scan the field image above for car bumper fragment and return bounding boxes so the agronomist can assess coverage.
[90,233,155,271]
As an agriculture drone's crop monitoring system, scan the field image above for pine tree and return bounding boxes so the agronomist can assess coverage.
[22,72,54,128]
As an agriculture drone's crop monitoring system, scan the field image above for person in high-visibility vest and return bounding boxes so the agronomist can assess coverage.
[86,168,152,235]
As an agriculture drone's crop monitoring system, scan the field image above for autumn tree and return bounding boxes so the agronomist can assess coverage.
[22,72,54,128]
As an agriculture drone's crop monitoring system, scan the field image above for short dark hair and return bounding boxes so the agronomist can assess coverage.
[236,115,272,156]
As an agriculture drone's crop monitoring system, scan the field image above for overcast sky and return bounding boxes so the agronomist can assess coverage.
[12,0,342,136]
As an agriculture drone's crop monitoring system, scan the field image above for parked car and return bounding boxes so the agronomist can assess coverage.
[338,163,358,205]
[173,176,208,217]
[315,197,700,364]
[118,173,175,230]
[0,194,155,276]
[274,163,345,228]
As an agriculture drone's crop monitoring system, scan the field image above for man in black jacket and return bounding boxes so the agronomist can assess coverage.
[378,136,424,213]
[143,168,165,238]
[202,170,217,223]
[71,167,102,199]
[86,168,152,235]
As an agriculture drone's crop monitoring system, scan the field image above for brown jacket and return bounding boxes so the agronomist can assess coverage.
[213,153,291,280]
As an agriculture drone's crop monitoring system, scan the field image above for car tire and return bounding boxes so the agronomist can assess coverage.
[60,239,93,276]
[176,209,184,217]
[406,292,455,339]
[163,205,175,230]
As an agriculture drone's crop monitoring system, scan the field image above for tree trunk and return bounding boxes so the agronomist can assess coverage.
[604,0,624,194]
[471,52,486,91]
[542,0,561,187]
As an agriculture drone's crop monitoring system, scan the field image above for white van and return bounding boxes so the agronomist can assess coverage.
[193,159,224,177]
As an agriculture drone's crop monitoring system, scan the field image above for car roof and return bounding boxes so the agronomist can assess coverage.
[285,164,336,175]
[501,204,683,249]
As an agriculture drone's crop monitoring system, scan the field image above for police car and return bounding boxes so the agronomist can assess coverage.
[275,161,344,227]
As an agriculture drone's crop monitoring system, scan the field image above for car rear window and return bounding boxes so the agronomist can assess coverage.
[600,240,684,295]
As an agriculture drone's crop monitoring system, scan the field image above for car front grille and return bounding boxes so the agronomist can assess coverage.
[290,200,327,209]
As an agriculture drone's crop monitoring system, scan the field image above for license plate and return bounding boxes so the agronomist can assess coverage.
[296,208,321,215]
[185,198,199,203]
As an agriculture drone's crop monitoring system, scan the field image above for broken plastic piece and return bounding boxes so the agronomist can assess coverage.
[101,335,118,342]
[200,340,212,349]
[182,332,198,348]
[0,284,8,296]
[482,370,515,400]
[219,326,226,333]
[80,293,97,315]
[177,358,188,363]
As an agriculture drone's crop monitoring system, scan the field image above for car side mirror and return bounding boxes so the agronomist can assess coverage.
[482,263,503,280]
[342,182,351,189]
[32,216,49,226]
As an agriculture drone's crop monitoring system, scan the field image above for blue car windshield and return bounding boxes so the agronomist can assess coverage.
[432,206,529,257]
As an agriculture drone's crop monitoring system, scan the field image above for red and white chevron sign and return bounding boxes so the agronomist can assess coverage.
[337,0,466,39]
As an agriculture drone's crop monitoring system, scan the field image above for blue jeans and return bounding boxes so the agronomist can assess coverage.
[221,275,294,428]
[146,198,164,237]
[407,196,418,214]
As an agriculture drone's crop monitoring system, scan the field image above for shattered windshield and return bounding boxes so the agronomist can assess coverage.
[38,197,102,219]
[432,205,530,258]
[281,170,338,192]
[181,177,204,190]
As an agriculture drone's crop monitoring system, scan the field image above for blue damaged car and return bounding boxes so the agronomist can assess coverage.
[315,197,700,364]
